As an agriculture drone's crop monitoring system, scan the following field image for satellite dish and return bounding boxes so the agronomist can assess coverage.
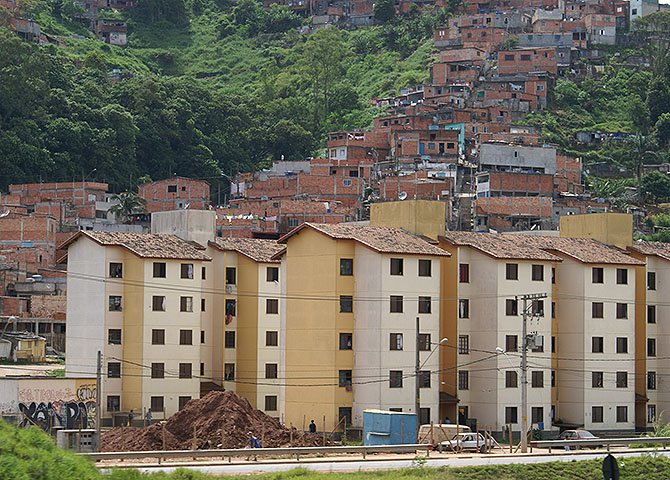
[0,209,9,218]
[398,191,408,201]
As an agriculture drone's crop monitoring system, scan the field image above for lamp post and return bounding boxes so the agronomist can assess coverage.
[415,315,447,436]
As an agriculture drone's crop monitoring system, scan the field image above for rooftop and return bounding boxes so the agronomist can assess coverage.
[628,240,670,262]
[62,231,211,261]
[280,223,450,256]
[533,237,643,265]
[441,231,563,261]
[210,238,285,263]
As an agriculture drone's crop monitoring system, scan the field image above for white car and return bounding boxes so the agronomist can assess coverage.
[441,432,494,453]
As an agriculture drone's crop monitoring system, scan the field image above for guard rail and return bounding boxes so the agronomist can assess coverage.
[531,436,670,453]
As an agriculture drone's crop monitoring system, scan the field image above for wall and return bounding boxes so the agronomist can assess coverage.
[151,210,216,247]
[479,144,557,175]
[560,213,633,248]
[370,200,447,240]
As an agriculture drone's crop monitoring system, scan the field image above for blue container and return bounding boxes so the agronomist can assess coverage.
[363,409,417,446]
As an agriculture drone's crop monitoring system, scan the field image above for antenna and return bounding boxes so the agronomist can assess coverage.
[398,191,408,201]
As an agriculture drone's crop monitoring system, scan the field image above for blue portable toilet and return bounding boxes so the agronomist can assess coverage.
[363,409,417,446]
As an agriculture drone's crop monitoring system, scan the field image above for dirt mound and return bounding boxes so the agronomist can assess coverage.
[101,391,326,451]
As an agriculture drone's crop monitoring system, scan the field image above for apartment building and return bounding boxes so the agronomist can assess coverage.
[64,231,212,419]
[440,232,556,432]
[277,223,448,431]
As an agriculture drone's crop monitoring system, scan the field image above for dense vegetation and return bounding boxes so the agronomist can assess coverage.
[0,0,458,191]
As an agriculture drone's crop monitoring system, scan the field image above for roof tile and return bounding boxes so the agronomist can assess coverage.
[75,231,211,261]
[211,238,285,263]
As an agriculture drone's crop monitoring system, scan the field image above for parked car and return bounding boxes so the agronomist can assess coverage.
[441,432,494,453]
[418,424,471,447]
[558,429,600,449]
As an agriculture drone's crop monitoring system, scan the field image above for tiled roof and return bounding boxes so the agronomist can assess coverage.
[280,223,450,256]
[629,240,670,262]
[529,237,644,265]
[440,232,563,261]
[64,231,211,261]
[211,238,285,263]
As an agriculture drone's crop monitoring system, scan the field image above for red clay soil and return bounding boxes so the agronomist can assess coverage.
[101,391,327,451]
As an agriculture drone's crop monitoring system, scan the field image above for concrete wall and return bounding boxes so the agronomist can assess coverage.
[370,200,447,240]
[479,144,557,175]
[151,210,216,247]
[560,213,633,248]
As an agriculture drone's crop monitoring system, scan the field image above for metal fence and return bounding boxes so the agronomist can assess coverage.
[531,436,670,453]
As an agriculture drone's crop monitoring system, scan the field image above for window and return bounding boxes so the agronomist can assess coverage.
[225,331,236,348]
[390,258,404,275]
[265,395,278,411]
[107,362,121,378]
[151,363,164,379]
[152,329,165,345]
[504,54,515,61]
[459,263,469,283]
[151,396,164,412]
[107,395,120,412]
[532,300,544,317]
[520,54,531,61]
[390,333,403,351]
[153,262,166,278]
[108,329,121,345]
[390,370,403,388]
[616,406,628,423]
[552,267,555,284]
[506,263,518,280]
[506,299,518,316]
[181,263,194,279]
[201,266,206,280]
[616,268,627,285]
[592,406,604,423]
[592,302,604,318]
[505,406,518,424]
[267,267,279,282]
[288,218,299,228]
[179,396,191,410]
[201,330,205,344]
[224,363,235,381]
[265,363,278,379]
[338,370,352,387]
[340,259,353,276]
[340,295,353,313]
[616,337,628,354]
[419,334,431,351]
[180,296,193,312]
[390,295,403,313]
[458,335,469,354]
[200,363,205,376]
[419,370,431,388]
[418,296,432,314]
[458,371,469,390]
[552,302,555,319]
[419,259,432,277]
[506,335,518,352]
[266,299,279,314]
[179,363,192,379]
[152,296,165,312]
[343,179,352,187]
[592,337,604,353]
[616,371,628,388]
[531,371,544,388]
[179,329,192,345]
[339,333,352,350]
[592,267,604,284]
[225,267,236,285]
[459,299,469,318]
[648,404,657,423]
[648,305,656,324]
[648,272,656,290]
[532,264,544,281]
[616,303,628,319]
[648,371,657,390]
[167,184,177,193]
[592,371,603,388]
[532,407,544,424]
[108,296,122,312]
[201,298,206,312]
[266,331,278,346]
[506,371,518,388]
[109,263,123,278]
[531,335,544,353]
[648,338,657,357]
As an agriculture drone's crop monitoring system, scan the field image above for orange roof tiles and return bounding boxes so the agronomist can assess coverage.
[628,240,670,262]
[441,231,562,261]
[210,238,285,263]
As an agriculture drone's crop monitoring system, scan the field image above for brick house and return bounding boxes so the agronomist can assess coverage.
[138,177,210,213]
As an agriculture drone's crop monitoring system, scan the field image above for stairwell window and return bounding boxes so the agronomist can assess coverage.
[340,295,353,313]
[267,267,279,282]
[339,370,352,387]
[109,296,122,312]
[109,263,123,278]
[266,299,279,314]
[340,259,353,276]
[390,370,403,388]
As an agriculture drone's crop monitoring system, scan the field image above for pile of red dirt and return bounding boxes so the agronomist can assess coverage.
[101,391,327,451]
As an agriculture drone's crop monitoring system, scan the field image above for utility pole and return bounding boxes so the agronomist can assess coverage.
[518,293,547,454]
[96,350,102,451]
[415,316,421,438]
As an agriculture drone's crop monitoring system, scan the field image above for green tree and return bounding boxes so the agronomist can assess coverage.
[640,171,670,203]
[373,0,395,23]
[266,119,313,160]
[132,0,189,26]
[634,10,670,76]
[654,112,670,147]
[629,96,651,134]
[108,191,148,223]
[647,76,670,123]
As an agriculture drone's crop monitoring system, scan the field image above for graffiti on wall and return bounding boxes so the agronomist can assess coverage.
[17,382,96,431]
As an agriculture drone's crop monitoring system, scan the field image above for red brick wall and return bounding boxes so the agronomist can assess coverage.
[138,177,210,213]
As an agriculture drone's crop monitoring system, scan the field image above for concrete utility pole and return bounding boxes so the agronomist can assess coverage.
[518,293,547,454]
[96,350,102,451]
[415,316,421,436]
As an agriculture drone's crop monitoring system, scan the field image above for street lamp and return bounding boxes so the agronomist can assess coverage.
[415,314,447,434]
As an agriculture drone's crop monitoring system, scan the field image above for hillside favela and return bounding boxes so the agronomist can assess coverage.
[5,0,670,478]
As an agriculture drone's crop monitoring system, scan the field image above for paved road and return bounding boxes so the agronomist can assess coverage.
[103,448,670,476]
